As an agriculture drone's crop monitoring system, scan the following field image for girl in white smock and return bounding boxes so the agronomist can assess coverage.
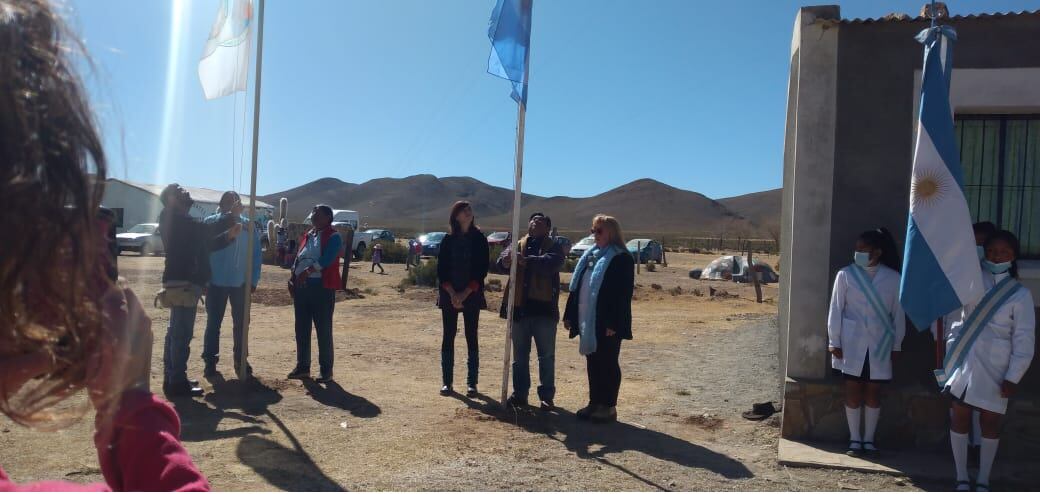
[943,230,1035,492]
[827,228,905,457]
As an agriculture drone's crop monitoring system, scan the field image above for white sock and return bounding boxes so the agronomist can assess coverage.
[977,437,999,486]
[845,406,862,444]
[950,430,969,482]
[970,411,982,446]
[863,406,881,445]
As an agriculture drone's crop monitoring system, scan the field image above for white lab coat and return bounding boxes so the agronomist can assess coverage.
[945,272,1036,414]
[827,265,907,380]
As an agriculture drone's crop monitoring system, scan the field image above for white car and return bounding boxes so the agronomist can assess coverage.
[568,235,595,259]
[117,223,164,255]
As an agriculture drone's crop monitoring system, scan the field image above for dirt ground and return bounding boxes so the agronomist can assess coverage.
[0,252,930,491]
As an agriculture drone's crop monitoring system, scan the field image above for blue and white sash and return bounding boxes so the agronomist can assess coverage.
[847,264,897,361]
[935,276,1021,387]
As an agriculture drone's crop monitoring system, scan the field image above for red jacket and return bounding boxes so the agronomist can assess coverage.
[296,226,342,291]
[0,391,209,491]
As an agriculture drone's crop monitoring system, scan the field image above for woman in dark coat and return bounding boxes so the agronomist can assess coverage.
[436,201,490,397]
[563,214,635,423]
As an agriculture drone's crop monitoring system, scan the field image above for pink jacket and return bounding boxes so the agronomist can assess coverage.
[0,391,209,492]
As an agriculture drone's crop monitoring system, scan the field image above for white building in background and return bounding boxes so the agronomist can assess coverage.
[102,178,274,238]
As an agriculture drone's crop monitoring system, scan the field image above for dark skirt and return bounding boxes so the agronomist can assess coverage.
[833,353,891,384]
[437,288,487,312]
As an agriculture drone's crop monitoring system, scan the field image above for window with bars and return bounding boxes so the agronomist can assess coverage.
[954,115,1040,259]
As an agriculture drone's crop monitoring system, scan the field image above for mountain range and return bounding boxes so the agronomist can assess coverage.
[260,175,781,236]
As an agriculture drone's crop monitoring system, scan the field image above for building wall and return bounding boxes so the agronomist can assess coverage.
[780,6,1040,449]
[778,5,841,381]
[832,13,1040,389]
[102,181,164,233]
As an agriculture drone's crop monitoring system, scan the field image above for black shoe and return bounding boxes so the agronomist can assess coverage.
[287,368,309,380]
[188,378,201,386]
[505,395,529,408]
[590,406,617,423]
[440,385,452,396]
[540,399,555,412]
[845,440,863,457]
[466,385,478,397]
[316,374,334,384]
[576,403,596,420]
[862,442,880,457]
[954,480,971,491]
[163,381,204,397]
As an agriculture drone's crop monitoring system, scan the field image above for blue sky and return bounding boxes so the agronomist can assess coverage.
[67,0,1038,199]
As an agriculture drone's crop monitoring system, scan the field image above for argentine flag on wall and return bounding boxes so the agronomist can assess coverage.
[899,25,984,330]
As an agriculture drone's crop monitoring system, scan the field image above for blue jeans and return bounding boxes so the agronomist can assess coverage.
[294,281,336,376]
[163,302,199,385]
[511,316,557,402]
[202,284,246,367]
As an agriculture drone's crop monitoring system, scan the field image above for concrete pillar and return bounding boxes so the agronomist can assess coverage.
[779,5,840,380]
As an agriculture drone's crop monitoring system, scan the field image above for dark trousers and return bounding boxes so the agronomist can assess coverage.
[441,308,480,387]
[370,262,384,273]
[586,335,623,407]
[294,282,336,376]
[202,284,246,367]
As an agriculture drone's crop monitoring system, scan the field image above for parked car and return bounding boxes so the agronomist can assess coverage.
[486,231,511,247]
[419,232,447,257]
[364,229,395,243]
[117,223,164,256]
[553,235,572,257]
[627,239,663,264]
[569,235,595,259]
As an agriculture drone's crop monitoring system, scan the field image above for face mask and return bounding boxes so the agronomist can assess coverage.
[853,251,871,268]
[983,260,1011,275]
[977,245,985,260]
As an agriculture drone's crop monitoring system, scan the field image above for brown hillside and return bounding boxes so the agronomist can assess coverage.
[262,175,769,235]
[717,188,782,231]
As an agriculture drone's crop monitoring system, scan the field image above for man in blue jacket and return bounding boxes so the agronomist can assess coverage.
[202,191,262,379]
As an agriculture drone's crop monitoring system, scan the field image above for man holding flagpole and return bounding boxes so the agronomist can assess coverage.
[487,0,534,407]
[198,0,265,381]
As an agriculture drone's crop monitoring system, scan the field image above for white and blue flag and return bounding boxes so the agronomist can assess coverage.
[899,24,984,331]
[487,0,532,104]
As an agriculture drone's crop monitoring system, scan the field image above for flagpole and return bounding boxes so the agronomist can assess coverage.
[501,56,530,408]
[240,0,265,381]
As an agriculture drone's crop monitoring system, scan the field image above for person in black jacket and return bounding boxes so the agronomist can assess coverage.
[563,214,634,423]
[436,201,489,397]
[158,184,240,397]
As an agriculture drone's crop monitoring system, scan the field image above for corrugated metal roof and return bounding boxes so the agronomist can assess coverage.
[841,9,1040,24]
[107,178,274,209]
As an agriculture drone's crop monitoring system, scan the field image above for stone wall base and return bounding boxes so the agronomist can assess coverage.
[781,377,1040,458]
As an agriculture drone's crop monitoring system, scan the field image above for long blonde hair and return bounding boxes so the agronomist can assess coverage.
[592,214,626,250]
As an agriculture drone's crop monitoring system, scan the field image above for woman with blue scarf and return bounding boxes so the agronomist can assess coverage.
[563,215,635,423]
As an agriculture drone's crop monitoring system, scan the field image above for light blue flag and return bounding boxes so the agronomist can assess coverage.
[487,0,532,104]
[899,24,984,331]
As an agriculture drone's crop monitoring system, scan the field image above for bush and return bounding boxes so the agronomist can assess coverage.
[488,244,505,270]
[363,240,408,263]
[400,258,439,288]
